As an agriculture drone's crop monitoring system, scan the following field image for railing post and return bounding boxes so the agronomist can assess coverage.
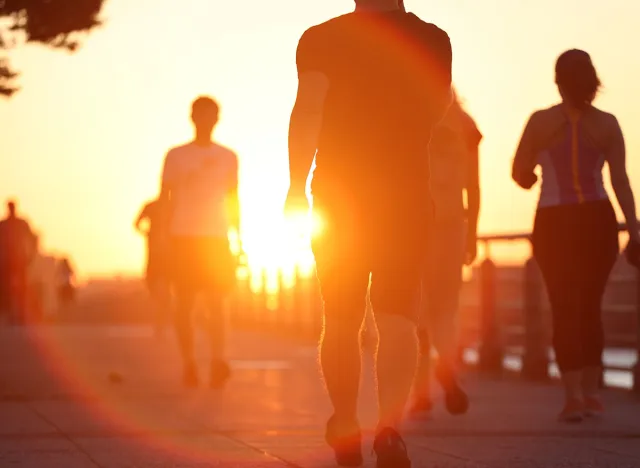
[633,268,640,394]
[521,251,550,380]
[478,242,503,373]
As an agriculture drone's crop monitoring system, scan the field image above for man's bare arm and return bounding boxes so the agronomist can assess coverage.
[426,26,453,124]
[134,205,149,232]
[465,145,481,237]
[288,71,329,193]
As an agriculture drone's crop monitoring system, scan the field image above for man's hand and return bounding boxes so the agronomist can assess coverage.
[464,229,478,266]
[284,184,310,218]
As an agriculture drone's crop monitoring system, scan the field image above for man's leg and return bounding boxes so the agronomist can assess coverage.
[427,219,468,415]
[410,238,436,416]
[149,278,171,339]
[174,286,198,386]
[203,238,234,389]
[171,239,199,387]
[370,261,420,468]
[312,206,369,467]
[411,325,433,414]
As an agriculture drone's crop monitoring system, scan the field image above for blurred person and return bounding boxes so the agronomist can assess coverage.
[135,198,171,338]
[57,257,76,307]
[28,245,59,322]
[0,200,36,323]
[512,49,639,422]
[410,91,482,418]
[284,0,452,466]
[160,96,240,389]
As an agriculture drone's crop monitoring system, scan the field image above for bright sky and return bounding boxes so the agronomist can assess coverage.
[1,0,639,279]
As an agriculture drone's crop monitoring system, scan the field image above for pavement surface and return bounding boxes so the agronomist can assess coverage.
[1,325,640,467]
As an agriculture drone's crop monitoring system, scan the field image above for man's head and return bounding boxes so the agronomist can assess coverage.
[191,96,220,136]
[7,200,16,218]
[354,0,402,10]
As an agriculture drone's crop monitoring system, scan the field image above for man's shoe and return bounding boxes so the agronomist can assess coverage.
[435,363,469,415]
[373,427,411,468]
[325,415,363,467]
[210,360,232,389]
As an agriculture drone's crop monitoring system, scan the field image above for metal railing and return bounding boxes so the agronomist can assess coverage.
[229,223,640,394]
[474,222,640,392]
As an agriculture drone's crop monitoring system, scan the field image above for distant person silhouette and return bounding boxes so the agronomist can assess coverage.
[512,49,640,422]
[0,200,35,323]
[160,96,240,389]
[410,91,482,418]
[284,1,452,466]
[135,198,171,338]
[57,257,76,308]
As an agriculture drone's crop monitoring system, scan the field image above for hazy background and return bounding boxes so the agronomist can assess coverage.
[1,0,639,279]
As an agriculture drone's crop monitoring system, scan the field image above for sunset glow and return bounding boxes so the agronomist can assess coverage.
[2,1,640,280]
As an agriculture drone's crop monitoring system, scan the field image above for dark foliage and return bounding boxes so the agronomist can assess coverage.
[0,0,106,96]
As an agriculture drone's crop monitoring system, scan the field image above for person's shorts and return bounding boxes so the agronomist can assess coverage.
[169,237,236,296]
[145,251,170,291]
[311,195,430,325]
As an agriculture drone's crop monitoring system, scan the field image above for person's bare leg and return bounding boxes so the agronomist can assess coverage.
[375,312,418,429]
[174,288,198,387]
[411,327,433,413]
[205,292,231,388]
[321,312,362,427]
[151,280,171,339]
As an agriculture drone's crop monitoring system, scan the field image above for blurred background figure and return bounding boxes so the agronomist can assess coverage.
[512,50,639,422]
[160,96,240,389]
[0,200,36,324]
[57,257,76,312]
[135,198,171,339]
[411,90,482,418]
[27,238,60,323]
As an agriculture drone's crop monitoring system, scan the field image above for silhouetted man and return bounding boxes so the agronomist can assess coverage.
[0,200,35,322]
[284,1,452,466]
[160,96,240,389]
[135,198,171,338]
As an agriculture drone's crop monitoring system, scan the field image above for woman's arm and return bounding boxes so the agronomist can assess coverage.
[512,113,539,189]
[607,116,639,242]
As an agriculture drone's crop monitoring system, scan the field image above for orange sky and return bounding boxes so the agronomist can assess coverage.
[1,0,640,278]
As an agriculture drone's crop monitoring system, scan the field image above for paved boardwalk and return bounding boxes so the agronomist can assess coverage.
[1,325,640,467]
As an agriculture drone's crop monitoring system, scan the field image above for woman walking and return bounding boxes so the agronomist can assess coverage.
[411,91,482,417]
[512,49,639,422]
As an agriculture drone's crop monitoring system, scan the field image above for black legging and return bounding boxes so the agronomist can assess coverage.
[532,199,619,373]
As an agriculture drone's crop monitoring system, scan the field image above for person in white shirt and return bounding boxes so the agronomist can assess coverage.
[411,92,482,418]
[160,96,240,388]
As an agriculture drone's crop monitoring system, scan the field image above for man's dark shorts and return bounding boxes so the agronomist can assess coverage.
[169,237,236,297]
[311,194,430,324]
[146,243,170,292]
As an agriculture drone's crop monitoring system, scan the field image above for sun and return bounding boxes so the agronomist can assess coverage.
[231,205,322,297]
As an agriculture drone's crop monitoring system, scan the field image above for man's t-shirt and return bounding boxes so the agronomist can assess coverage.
[161,142,238,238]
[296,10,452,212]
[429,102,482,220]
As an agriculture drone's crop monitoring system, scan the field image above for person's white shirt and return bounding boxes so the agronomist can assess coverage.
[161,142,238,238]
